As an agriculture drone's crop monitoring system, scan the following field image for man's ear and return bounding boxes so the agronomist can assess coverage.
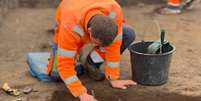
[88,27,91,32]
[88,27,92,38]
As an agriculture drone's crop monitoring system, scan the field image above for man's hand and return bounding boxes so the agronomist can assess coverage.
[79,92,97,101]
[110,80,137,89]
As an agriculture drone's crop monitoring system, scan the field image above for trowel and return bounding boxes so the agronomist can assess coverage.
[147,29,169,54]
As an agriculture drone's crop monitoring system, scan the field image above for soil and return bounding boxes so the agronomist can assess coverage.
[0,1,201,101]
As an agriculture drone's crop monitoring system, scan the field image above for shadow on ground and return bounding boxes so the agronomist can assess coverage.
[50,89,201,101]
[49,76,201,101]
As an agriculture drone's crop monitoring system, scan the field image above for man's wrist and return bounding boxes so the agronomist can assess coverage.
[106,74,120,80]
[79,92,87,98]
[107,76,118,86]
[107,75,119,81]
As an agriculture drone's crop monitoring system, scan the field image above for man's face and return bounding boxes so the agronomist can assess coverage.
[88,28,102,46]
[91,36,102,46]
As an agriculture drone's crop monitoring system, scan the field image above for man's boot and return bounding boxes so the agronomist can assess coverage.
[84,56,105,81]
[182,0,195,10]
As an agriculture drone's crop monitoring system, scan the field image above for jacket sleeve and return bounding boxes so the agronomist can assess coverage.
[56,24,87,97]
[104,8,124,80]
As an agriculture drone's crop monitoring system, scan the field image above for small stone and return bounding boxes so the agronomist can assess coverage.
[2,83,11,92]
[23,87,33,94]
[12,89,20,96]
[2,83,20,96]
[137,3,145,7]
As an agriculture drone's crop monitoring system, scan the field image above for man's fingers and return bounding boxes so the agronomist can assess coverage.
[116,84,127,89]
[92,97,97,101]
[92,98,97,101]
[129,80,137,85]
[121,85,127,89]
[123,80,137,86]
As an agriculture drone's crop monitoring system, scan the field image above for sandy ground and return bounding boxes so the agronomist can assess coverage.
[0,2,201,101]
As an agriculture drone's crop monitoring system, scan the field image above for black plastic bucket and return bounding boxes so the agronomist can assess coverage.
[129,41,175,86]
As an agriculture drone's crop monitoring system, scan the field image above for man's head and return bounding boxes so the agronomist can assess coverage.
[88,14,118,47]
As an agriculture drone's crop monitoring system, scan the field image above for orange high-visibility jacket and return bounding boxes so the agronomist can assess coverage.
[168,0,181,5]
[47,0,123,97]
